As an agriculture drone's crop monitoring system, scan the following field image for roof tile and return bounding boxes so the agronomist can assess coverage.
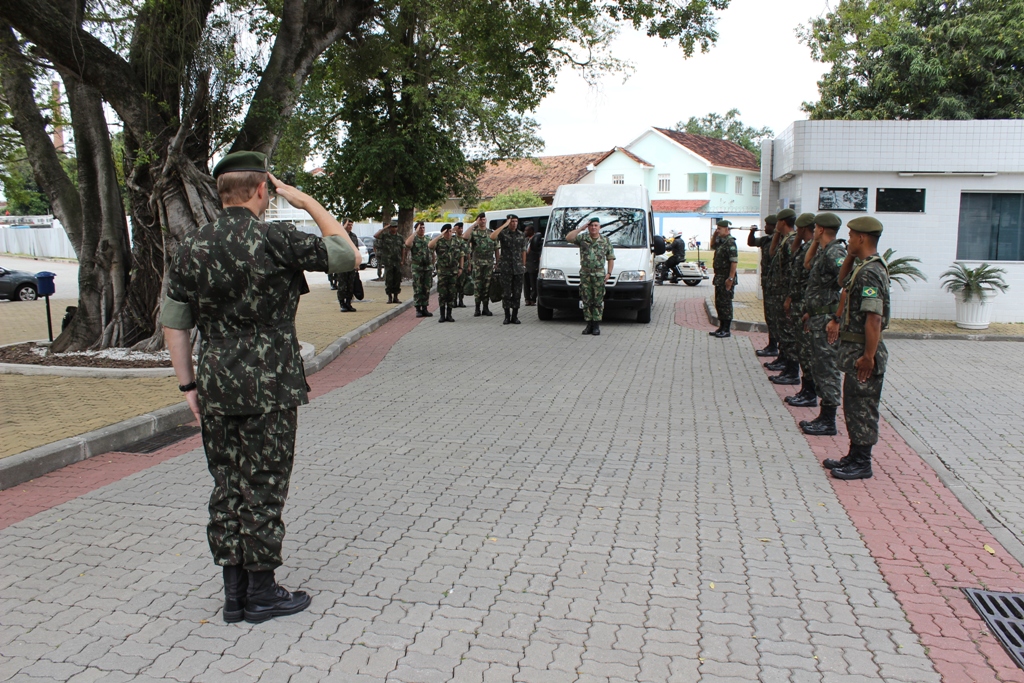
[653,128,760,172]
[474,152,607,199]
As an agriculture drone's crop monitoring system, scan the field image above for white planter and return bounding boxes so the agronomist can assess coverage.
[954,291,994,329]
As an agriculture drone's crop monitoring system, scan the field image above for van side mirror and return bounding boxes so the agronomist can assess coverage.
[651,235,666,256]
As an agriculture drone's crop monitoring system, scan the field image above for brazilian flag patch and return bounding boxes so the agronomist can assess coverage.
[862,286,878,298]
[836,257,844,267]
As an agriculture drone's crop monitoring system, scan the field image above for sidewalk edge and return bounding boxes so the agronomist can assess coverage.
[0,301,415,492]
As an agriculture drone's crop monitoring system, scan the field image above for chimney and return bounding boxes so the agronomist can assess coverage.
[51,81,64,152]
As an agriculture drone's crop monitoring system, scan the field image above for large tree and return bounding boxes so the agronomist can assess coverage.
[800,0,1024,120]
[0,0,374,351]
[674,109,773,162]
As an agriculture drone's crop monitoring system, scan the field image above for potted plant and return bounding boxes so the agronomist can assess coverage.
[940,262,1009,329]
[883,249,927,291]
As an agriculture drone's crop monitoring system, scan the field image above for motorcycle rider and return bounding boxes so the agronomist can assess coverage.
[658,231,686,284]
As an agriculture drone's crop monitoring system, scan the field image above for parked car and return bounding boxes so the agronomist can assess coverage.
[0,265,39,301]
[354,235,369,269]
[361,235,378,269]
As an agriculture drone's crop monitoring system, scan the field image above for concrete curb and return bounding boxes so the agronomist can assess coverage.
[703,298,1024,341]
[0,341,315,377]
[0,304,414,491]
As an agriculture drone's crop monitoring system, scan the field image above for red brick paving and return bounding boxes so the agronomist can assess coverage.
[0,299,434,531]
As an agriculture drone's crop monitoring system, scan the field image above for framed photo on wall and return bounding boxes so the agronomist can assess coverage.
[819,187,868,212]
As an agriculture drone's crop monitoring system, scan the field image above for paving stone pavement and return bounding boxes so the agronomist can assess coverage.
[0,283,953,683]
[883,340,1024,549]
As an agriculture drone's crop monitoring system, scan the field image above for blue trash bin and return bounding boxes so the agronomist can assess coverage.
[35,271,56,297]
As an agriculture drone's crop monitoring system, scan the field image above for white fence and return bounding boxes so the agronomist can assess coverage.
[0,223,77,259]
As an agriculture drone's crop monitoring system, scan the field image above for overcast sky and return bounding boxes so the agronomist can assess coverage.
[534,0,832,155]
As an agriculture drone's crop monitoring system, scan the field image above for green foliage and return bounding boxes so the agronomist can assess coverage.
[0,154,51,215]
[800,0,1024,120]
[472,189,547,214]
[674,109,772,161]
[941,262,1009,301]
[414,206,463,222]
[882,248,927,291]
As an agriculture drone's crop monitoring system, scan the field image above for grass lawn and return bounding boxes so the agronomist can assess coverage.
[687,252,760,271]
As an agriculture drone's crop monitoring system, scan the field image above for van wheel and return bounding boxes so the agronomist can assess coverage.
[684,280,701,287]
[537,303,553,321]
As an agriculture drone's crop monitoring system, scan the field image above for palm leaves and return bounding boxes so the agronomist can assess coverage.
[882,248,927,291]
[940,262,1009,302]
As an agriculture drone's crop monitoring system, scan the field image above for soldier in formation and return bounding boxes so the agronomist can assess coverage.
[490,214,527,325]
[782,213,818,403]
[764,209,797,379]
[566,218,615,336]
[374,219,405,304]
[466,212,496,317]
[406,221,434,318]
[336,218,360,312]
[453,222,470,308]
[749,214,778,356]
[430,223,464,322]
[162,151,360,624]
[709,219,737,338]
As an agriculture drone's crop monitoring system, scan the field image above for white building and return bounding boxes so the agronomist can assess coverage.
[761,120,1024,323]
[587,127,762,248]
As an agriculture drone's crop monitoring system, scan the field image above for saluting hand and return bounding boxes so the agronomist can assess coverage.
[268,173,309,210]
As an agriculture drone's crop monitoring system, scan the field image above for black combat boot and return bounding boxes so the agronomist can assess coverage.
[708,324,724,336]
[422,305,433,317]
[511,307,521,324]
[803,405,838,436]
[458,295,466,308]
[243,570,311,624]
[503,308,511,324]
[346,299,357,312]
[822,443,852,469]
[756,337,779,357]
[393,296,402,304]
[714,322,731,338]
[582,321,593,335]
[785,378,817,406]
[482,300,493,316]
[764,355,787,371]
[439,305,447,322]
[386,293,394,303]
[446,306,455,322]
[831,445,873,480]
[591,322,601,336]
[415,306,426,318]
[770,360,800,385]
[222,565,248,623]
[474,301,481,317]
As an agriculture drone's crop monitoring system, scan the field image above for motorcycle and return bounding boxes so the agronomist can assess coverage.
[654,253,708,286]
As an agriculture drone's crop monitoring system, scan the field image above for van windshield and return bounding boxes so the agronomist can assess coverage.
[545,208,648,248]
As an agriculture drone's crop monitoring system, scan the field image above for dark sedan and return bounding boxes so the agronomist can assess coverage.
[0,265,38,301]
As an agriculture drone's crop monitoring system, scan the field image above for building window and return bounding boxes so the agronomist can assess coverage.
[712,173,727,194]
[658,174,670,192]
[752,181,760,197]
[612,174,624,185]
[688,173,707,192]
[957,193,1024,261]
[877,188,925,213]
[735,177,743,194]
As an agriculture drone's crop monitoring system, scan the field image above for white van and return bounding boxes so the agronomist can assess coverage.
[483,206,552,235]
[536,184,657,323]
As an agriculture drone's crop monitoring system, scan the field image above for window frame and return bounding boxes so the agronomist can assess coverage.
[657,174,671,193]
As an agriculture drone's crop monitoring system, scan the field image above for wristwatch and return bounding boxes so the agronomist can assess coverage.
[179,381,197,392]
[830,314,841,324]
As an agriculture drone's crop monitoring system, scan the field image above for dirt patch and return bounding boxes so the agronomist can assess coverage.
[0,342,174,368]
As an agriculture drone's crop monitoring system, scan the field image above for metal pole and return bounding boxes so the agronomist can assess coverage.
[45,295,53,342]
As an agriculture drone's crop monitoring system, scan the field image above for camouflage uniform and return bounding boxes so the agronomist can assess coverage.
[454,236,470,302]
[470,229,496,303]
[712,234,739,326]
[161,206,355,571]
[432,237,461,307]
[838,255,890,445]
[335,230,359,308]
[572,231,615,322]
[788,240,813,376]
[752,234,777,339]
[497,228,527,309]
[375,232,405,296]
[410,235,434,308]
[804,238,847,407]
[770,234,796,359]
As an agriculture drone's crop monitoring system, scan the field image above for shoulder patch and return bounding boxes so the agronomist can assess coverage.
[862,286,878,298]
[836,257,844,267]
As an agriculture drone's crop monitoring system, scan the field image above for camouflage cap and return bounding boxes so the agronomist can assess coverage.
[848,216,884,235]
[814,212,842,229]
[776,208,796,221]
[716,219,732,228]
[796,212,816,228]
[765,214,778,225]
[212,150,268,178]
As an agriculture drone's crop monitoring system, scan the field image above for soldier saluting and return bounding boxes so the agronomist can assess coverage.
[162,151,359,624]
[566,218,615,336]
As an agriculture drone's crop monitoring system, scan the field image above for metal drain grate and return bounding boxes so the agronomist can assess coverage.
[962,588,1024,670]
[120,425,201,454]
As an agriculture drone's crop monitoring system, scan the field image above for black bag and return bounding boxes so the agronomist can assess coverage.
[489,276,503,303]
[464,278,474,296]
[353,274,364,301]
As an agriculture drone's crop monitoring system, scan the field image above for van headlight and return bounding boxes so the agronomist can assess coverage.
[539,269,565,281]
[616,270,646,282]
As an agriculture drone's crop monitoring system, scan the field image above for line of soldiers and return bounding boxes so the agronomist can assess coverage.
[371,212,533,324]
[751,208,891,481]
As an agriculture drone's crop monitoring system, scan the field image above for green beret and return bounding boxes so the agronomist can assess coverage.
[814,212,842,229]
[847,216,884,235]
[212,151,268,178]
[795,212,816,228]
[716,219,732,228]
[776,208,796,221]
[765,214,777,226]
